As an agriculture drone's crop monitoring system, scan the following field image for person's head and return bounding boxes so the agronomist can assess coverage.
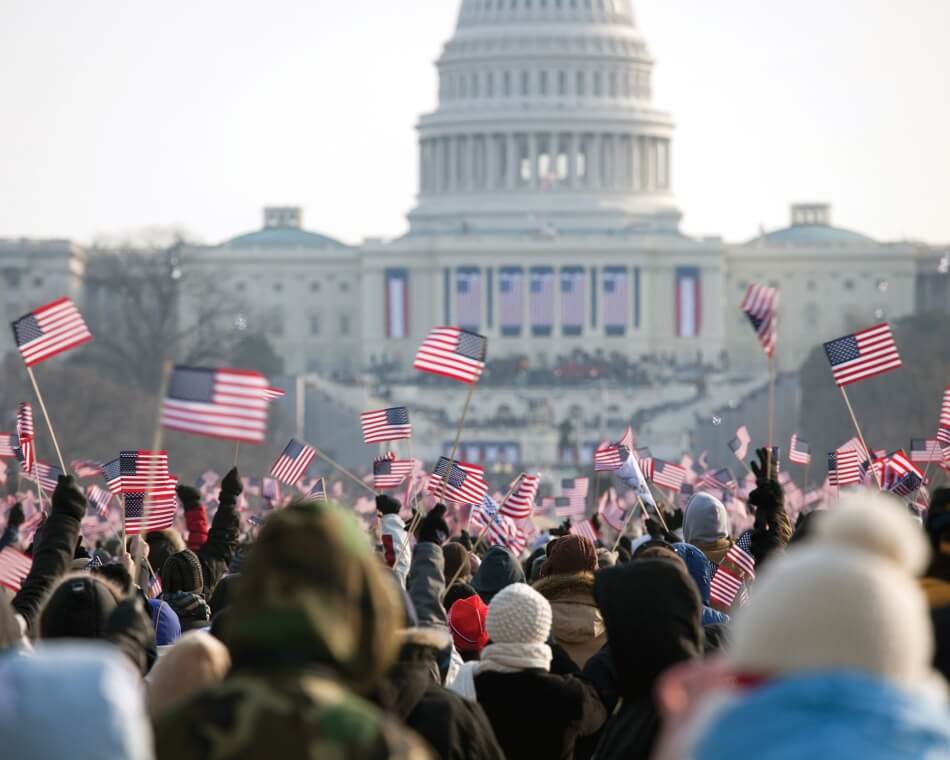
[472,546,526,604]
[160,549,204,596]
[39,574,124,640]
[448,594,490,657]
[539,534,597,578]
[222,500,402,695]
[147,632,231,719]
[594,558,703,700]
[209,573,240,617]
[729,491,940,694]
[486,583,552,648]
[683,493,730,545]
[634,538,683,565]
[442,543,471,585]
[443,580,478,612]
[147,599,182,646]
[0,642,153,760]
[925,488,950,577]
[145,529,185,579]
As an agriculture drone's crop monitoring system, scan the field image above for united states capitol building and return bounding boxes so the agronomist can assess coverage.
[2,0,947,467]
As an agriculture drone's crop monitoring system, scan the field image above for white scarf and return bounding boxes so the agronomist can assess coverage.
[447,642,553,701]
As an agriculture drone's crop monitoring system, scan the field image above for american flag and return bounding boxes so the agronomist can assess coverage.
[261,387,285,401]
[911,438,943,464]
[147,573,163,598]
[828,447,861,487]
[16,402,34,474]
[28,462,63,492]
[740,283,778,357]
[879,450,924,497]
[19,511,44,544]
[71,459,101,479]
[124,480,178,535]
[456,268,482,332]
[10,297,93,367]
[560,477,589,513]
[261,478,282,502]
[570,519,598,544]
[843,436,872,477]
[650,459,688,492]
[499,472,540,520]
[306,477,328,503]
[0,547,33,592]
[603,267,628,334]
[594,427,634,472]
[789,434,812,465]
[360,407,411,444]
[373,452,415,491]
[728,425,752,461]
[162,366,275,444]
[598,489,626,531]
[119,451,170,493]
[697,468,736,495]
[560,267,586,335]
[499,268,524,336]
[270,439,316,485]
[102,457,122,495]
[554,496,586,520]
[530,268,555,334]
[709,543,755,611]
[0,433,17,459]
[823,323,902,387]
[428,457,488,504]
[413,327,487,385]
[86,485,112,517]
[471,496,527,555]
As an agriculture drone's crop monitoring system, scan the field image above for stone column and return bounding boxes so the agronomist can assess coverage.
[486,134,496,190]
[568,132,579,188]
[529,133,539,189]
[589,133,601,189]
[507,133,518,190]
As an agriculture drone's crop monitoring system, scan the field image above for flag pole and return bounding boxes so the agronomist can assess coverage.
[438,382,477,505]
[233,441,241,469]
[612,491,650,552]
[767,355,776,451]
[25,366,66,472]
[135,360,173,573]
[839,386,882,488]
[313,447,376,495]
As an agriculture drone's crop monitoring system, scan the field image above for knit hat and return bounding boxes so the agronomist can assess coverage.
[444,580,478,612]
[729,490,942,695]
[147,599,182,646]
[39,575,120,639]
[486,583,552,646]
[443,543,471,583]
[472,546,525,604]
[448,594,489,653]
[683,492,730,544]
[160,549,204,595]
[539,534,597,577]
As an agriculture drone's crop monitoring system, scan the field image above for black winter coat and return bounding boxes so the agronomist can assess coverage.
[474,669,605,760]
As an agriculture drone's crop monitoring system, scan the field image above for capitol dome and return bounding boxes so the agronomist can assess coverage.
[408,0,680,236]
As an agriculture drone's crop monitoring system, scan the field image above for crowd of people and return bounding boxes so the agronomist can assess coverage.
[1,448,950,758]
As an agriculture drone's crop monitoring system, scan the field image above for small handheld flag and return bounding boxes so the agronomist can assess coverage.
[728,425,752,462]
[428,457,488,504]
[413,327,487,384]
[0,547,33,592]
[499,473,540,520]
[373,453,415,491]
[823,323,902,387]
[789,434,812,465]
[271,439,316,485]
[11,297,92,367]
[360,407,412,444]
[740,283,778,357]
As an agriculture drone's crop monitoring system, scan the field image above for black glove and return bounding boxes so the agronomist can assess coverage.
[7,503,24,528]
[457,529,473,551]
[52,475,86,521]
[218,467,243,509]
[749,447,779,485]
[376,494,401,516]
[417,504,449,545]
[645,517,678,543]
[176,484,202,511]
[550,519,572,538]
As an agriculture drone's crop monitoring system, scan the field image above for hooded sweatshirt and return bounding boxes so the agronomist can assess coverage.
[588,559,703,760]
[683,493,733,564]
[472,546,525,604]
[155,500,431,760]
[0,642,154,760]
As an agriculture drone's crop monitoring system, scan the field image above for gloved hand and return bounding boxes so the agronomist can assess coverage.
[376,494,401,516]
[645,517,678,543]
[175,484,202,511]
[7,503,24,528]
[52,475,86,521]
[550,519,572,537]
[218,467,243,509]
[750,447,779,485]
[416,503,449,545]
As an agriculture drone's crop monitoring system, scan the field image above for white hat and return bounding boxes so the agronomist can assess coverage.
[729,490,943,696]
[486,583,552,646]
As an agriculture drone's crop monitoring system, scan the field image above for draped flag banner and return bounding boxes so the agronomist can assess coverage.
[740,283,778,357]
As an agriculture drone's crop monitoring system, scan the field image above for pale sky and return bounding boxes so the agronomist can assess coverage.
[1,0,948,246]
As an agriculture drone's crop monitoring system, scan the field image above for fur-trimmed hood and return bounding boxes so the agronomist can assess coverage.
[533,572,605,665]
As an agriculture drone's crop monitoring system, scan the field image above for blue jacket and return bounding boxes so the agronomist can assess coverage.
[672,542,730,627]
[691,671,950,760]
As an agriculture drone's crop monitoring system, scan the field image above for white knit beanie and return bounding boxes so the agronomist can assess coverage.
[486,583,552,646]
[729,490,943,696]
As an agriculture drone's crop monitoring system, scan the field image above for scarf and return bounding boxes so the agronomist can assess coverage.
[448,641,552,701]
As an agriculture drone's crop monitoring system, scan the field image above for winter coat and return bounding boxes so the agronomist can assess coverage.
[921,576,950,608]
[155,501,431,760]
[193,492,240,600]
[687,671,950,759]
[382,634,505,760]
[671,543,731,626]
[473,669,606,760]
[382,512,411,587]
[533,571,606,669]
[590,559,703,760]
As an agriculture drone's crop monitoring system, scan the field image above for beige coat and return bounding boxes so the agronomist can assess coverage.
[533,572,606,669]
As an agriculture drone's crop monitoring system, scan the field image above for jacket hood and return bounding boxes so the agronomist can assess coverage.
[223,500,402,695]
[672,543,715,604]
[0,642,153,760]
[533,572,604,646]
[690,671,950,759]
[472,546,525,604]
[684,493,730,545]
[594,559,702,699]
